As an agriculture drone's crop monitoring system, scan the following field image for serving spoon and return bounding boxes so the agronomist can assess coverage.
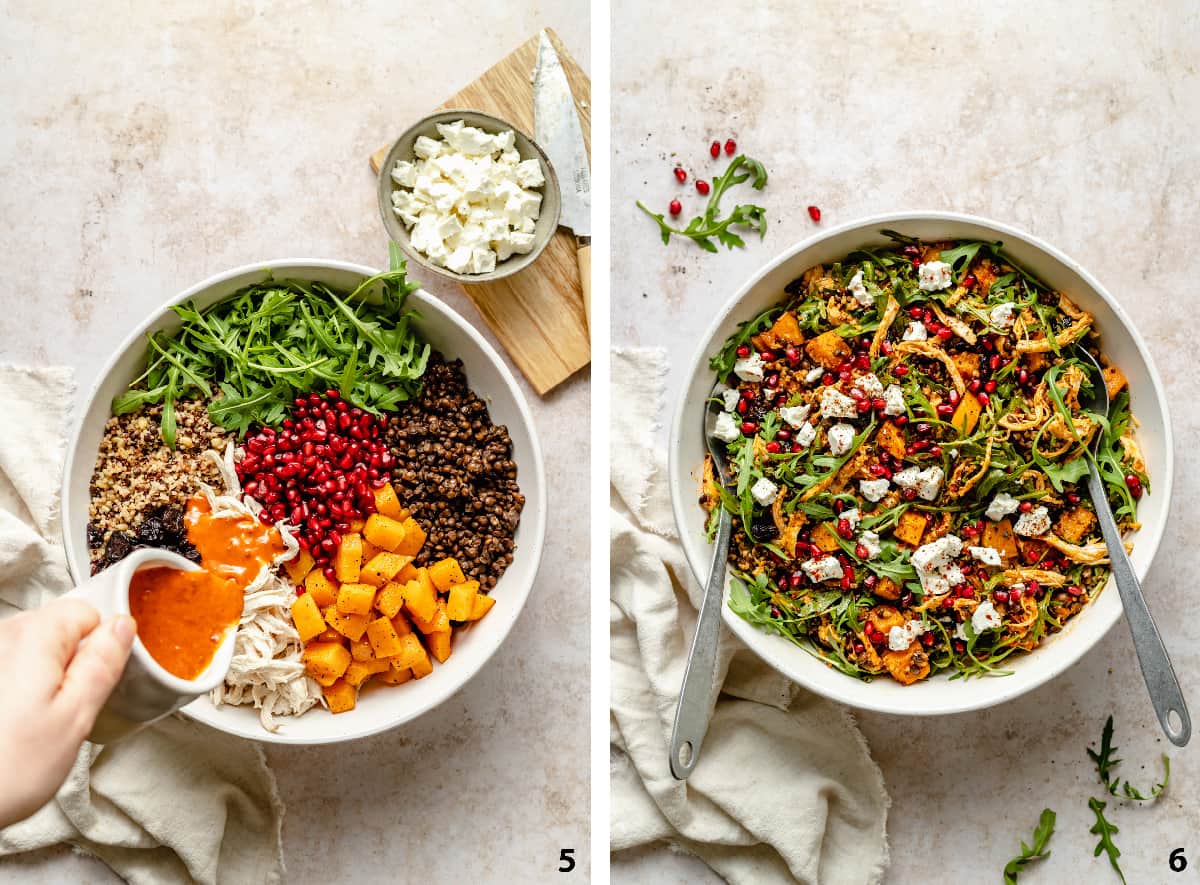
[1075,347,1190,746]
[669,380,735,779]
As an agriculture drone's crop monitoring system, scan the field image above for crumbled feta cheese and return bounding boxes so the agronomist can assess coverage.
[827,422,855,456]
[721,388,740,411]
[779,404,812,427]
[916,465,944,501]
[412,135,444,159]
[734,353,765,383]
[801,556,844,583]
[902,321,928,341]
[892,467,921,490]
[842,508,862,530]
[853,372,884,399]
[750,477,779,506]
[989,301,1016,328]
[942,565,966,587]
[985,492,1020,521]
[971,600,1003,633]
[954,621,969,641]
[968,546,1002,567]
[859,478,891,502]
[918,260,953,291]
[514,159,545,188]
[804,366,826,384]
[1014,505,1051,537]
[858,530,882,560]
[912,534,963,575]
[794,423,817,450]
[390,160,419,188]
[888,619,926,651]
[847,269,872,307]
[820,387,858,420]
[713,411,741,443]
[883,384,906,417]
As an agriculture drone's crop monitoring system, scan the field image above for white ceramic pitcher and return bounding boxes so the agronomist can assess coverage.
[66,548,237,743]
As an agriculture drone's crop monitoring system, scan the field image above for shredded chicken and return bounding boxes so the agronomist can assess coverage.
[929,301,977,344]
[204,445,322,731]
[999,568,1068,587]
[870,295,899,360]
[1042,534,1109,565]
[892,339,967,394]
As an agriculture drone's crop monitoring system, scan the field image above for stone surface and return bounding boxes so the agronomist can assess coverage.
[0,2,589,882]
[612,1,1199,881]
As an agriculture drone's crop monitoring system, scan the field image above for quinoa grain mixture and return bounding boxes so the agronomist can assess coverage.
[386,354,524,589]
[88,400,231,570]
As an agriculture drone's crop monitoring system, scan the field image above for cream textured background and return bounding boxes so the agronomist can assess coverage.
[611,1,1200,882]
[0,2,589,882]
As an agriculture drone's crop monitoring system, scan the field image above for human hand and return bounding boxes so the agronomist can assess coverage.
[0,599,135,827]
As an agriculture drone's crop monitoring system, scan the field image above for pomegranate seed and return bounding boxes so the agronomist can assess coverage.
[674,167,687,183]
[864,621,876,637]
[710,140,720,158]
[807,205,821,222]
[765,373,780,389]
[759,350,775,362]
[736,344,751,358]
[881,341,893,356]
[823,373,836,386]
[668,199,682,216]
[902,488,917,501]
[1124,474,1140,490]
[994,590,1009,602]
[854,642,866,654]
[893,416,908,427]
[1010,587,1023,600]
[1019,500,1033,512]
[936,327,954,341]
[869,464,886,477]
[936,403,955,417]
[930,445,942,456]
[872,397,886,412]
[963,273,977,288]
[1066,492,1081,505]
[724,138,736,155]
[984,380,997,393]
[840,572,852,590]
[766,441,782,454]
[989,354,1002,371]
[741,421,758,434]
[696,180,710,195]
[893,365,909,377]
[855,543,870,559]
[323,567,337,582]
[864,574,878,589]
[908,306,923,319]
[948,389,961,405]
[922,632,935,647]
[736,399,749,415]
[968,379,981,394]
[790,442,804,453]
[1028,580,1041,597]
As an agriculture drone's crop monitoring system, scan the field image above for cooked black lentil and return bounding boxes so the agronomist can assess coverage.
[385,354,524,589]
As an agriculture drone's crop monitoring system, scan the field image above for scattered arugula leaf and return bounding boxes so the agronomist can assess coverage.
[1088,797,1125,884]
[1088,715,1171,800]
[637,154,769,252]
[1002,808,1056,884]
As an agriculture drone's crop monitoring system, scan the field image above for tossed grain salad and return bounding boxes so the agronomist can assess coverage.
[701,234,1146,685]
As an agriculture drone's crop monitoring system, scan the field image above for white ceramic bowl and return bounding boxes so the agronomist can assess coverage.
[63,259,546,744]
[669,212,1173,716]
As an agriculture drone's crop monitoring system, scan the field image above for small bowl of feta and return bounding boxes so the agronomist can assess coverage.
[377,110,561,283]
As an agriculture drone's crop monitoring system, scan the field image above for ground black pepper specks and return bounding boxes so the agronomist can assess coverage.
[385,354,524,590]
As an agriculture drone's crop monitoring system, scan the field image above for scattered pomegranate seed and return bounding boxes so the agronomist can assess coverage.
[723,138,737,155]
[710,140,721,158]
[668,199,682,216]
[696,179,711,195]
[1010,586,1023,601]
[922,632,935,647]
[936,403,955,417]
[908,306,923,319]
[834,499,845,514]
[893,365,909,377]
[807,205,821,222]
[674,167,687,183]
[837,518,853,539]
[963,274,977,288]
[790,442,804,453]
[1067,585,1084,597]
[1019,500,1033,512]
[736,344,751,358]
[854,642,866,654]
[759,350,775,361]
[936,327,954,341]
[1124,474,1141,490]
[736,399,749,415]
[822,373,836,386]
[948,389,961,405]
[766,441,782,454]
[765,373,780,389]
[984,380,997,393]
[785,346,801,366]
[741,421,758,435]
[977,392,990,406]
[855,543,870,559]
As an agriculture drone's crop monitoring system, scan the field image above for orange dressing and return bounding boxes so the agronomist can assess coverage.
[129,495,284,680]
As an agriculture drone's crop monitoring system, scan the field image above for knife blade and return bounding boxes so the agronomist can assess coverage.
[533,30,591,240]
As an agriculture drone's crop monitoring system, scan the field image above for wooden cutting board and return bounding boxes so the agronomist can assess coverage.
[370,29,590,395]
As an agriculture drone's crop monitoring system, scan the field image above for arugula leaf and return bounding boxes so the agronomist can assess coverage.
[1088,715,1170,800]
[937,240,990,281]
[1002,808,1055,884]
[1088,798,1125,884]
[709,306,781,376]
[1044,455,1091,492]
[637,154,769,252]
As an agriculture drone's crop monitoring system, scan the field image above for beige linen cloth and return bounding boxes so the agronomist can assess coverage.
[610,348,889,884]
[0,365,285,884]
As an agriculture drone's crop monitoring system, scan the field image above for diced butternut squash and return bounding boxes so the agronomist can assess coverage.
[876,421,908,460]
[873,577,901,601]
[302,642,351,687]
[805,330,852,370]
[426,630,452,663]
[350,639,376,662]
[343,659,389,687]
[882,645,930,685]
[361,538,382,565]
[467,593,496,621]
[983,518,1019,560]
[365,616,406,659]
[811,523,842,553]
[403,579,437,623]
[410,650,434,679]
[363,514,406,552]
[894,511,929,547]
[335,533,362,583]
[1055,507,1097,543]
[373,483,408,521]
[410,600,450,636]
[315,627,343,643]
[395,563,420,585]
[752,311,805,351]
[951,394,982,436]
[284,549,315,584]
[446,580,479,622]
[324,605,369,642]
[952,352,981,379]
[322,678,357,713]
[1103,365,1128,399]
[336,582,376,616]
[394,517,427,557]
[377,666,412,685]
[360,552,413,588]
[375,581,406,619]
[390,611,413,636]
[304,570,338,609]
[390,633,429,671]
[428,557,466,592]
[349,518,365,533]
[290,593,326,643]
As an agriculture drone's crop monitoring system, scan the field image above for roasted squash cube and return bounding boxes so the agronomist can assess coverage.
[335,533,362,583]
[1102,366,1128,399]
[365,616,405,659]
[426,629,452,663]
[395,562,420,585]
[315,627,343,643]
[467,593,496,621]
[390,633,429,671]
[1055,507,1097,543]
[410,648,434,679]
[805,330,852,370]
[951,394,983,436]
[894,511,929,547]
[363,514,406,552]
[304,570,338,609]
[302,642,351,687]
[373,483,408,521]
[377,665,412,685]
[428,557,466,592]
[446,580,479,622]
[390,612,413,636]
[375,581,406,619]
[361,538,382,564]
[360,552,413,588]
[402,579,437,624]
[336,582,376,616]
[811,523,842,553]
[876,422,908,460]
[290,593,326,643]
[983,518,1019,560]
[410,600,451,636]
[350,638,376,662]
[873,577,901,601]
[284,549,315,585]
[343,659,389,687]
[322,678,357,713]
[323,605,369,642]
[394,517,427,557]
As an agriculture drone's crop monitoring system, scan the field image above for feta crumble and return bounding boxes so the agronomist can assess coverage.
[968,546,1002,567]
[989,301,1016,328]
[827,422,855,456]
[713,411,741,443]
[859,478,891,502]
[971,600,1003,634]
[734,353,766,383]
[804,366,826,384]
[801,556,844,583]
[750,477,780,507]
[1014,505,1051,537]
[918,260,953,291]
[902,321,928,342]
[916,465,944,501]
[842,508,861,530]
[721,388,740,411]
[888,619,926,651]
[793,422,817,450]
[779,404,812,427]
[847,269,872,307]
[882,384,906,416]
[858,529,882,560]
[820,387,858,420]
[853,372,884,399]
[985,492,1020,521]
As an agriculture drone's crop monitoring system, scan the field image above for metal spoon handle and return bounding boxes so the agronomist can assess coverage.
[1087,465,1190,746]
[669,507,731,779]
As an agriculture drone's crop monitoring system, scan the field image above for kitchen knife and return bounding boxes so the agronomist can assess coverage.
[532,30,591,325]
